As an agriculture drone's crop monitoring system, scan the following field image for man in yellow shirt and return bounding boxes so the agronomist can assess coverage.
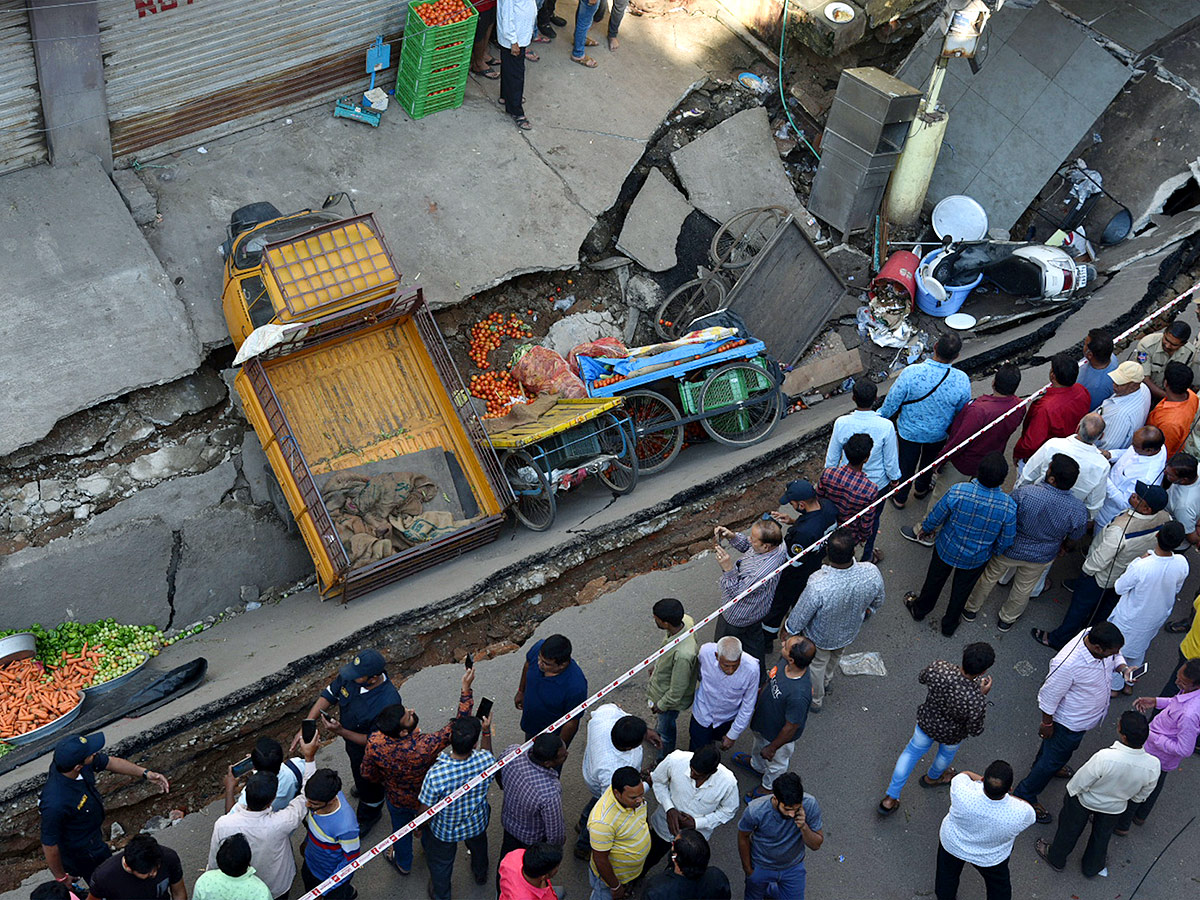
[588,766,650,899]
[1164,594,1200,694]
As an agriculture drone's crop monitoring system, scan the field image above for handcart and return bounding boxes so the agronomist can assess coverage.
[489,398,639,531]
[579,334,783,475]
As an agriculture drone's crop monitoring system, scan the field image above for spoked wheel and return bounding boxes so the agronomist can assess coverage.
[697,361,782,447]
[595,411,640,495]
[622,390,685,475]
[710,206,788,271]
[502,449,556,531]
[654,275,727,341]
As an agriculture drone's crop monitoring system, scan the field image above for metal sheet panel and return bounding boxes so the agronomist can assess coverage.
[98,0,405,159]
[0,2,48,175]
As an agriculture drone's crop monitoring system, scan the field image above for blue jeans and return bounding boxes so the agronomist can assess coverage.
[385,799,417,871]
[1014,722,1085,806]
[886,724,960,799]
[588,866,616,900]
[656,709,679,759]
[573,0,600,58]
[745,860,806,899]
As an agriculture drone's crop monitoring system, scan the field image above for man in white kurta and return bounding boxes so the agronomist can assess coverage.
[1096,427,1167,527]
[1108,523,1189,691]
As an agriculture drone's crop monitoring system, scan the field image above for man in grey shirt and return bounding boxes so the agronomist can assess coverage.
[781,529,884,711]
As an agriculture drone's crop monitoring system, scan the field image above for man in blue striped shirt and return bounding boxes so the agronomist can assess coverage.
[905,453,1017,637]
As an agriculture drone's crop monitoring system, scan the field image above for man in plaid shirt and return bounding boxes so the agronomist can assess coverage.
[497,733,568,862]
[713,519,787,679]
[906,452,1017,637]
[418,714,496,899]
[817,433,882,561]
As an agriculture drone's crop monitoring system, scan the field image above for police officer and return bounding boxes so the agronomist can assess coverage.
[297,648,399,835]
[39,732,169,886]
[1127,320,1200,402]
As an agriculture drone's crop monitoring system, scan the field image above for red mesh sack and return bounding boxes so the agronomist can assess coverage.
[511,346,588,398]
[567,337,628,376]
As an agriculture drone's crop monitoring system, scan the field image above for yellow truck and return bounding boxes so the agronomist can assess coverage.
[219,202,512,600]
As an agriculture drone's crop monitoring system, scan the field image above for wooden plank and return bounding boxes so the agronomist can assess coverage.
[782,349,863,396]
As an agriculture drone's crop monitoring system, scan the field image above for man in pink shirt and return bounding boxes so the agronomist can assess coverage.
[1117,658,1200,832]
[498,843,564,900]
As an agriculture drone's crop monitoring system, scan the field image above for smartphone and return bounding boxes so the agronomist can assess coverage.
[476,697,494,721]
[1130,662,1149,681]
[464,653,474,670]
[231,755,254,777]
[301,718,317,743]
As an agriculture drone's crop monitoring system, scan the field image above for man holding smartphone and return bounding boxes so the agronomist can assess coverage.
[296,649,400,835]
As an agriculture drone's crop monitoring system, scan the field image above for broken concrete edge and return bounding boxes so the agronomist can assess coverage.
[1021,232,1200,366]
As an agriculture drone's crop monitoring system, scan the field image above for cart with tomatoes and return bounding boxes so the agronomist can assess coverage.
[577,333,783,475]
[488,397,638,531]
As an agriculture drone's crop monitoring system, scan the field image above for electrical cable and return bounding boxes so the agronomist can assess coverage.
[1128,815,1194,899]
[778,0,820,161]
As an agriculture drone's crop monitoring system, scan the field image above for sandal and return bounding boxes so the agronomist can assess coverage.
[585,36,599,46]
[878,796,899,816]
[471,67,500,80]
[513,115,533,131]
[571,54,598,67]
[486,55,502,66]
[1166,617,1193,634]
[730,752,757,774]
[1030,628,1055,648]
[525,50,540,62]
[1033,803,1052,825]
[1053,765,1074,779]
[920,768,956,788]
[891,497,907,510]
[904,592,923,622]
[743,787,771,803]
[532,33,552,43]
[1034,838,1062,869]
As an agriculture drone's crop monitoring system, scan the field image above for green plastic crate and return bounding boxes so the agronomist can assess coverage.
[401,0,478,65]
[678,358,772,416]
[396,74,467,119]
[398,51,468,90]
[400,30,475,74]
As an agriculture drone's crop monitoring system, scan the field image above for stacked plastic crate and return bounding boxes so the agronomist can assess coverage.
[396,0,479,119]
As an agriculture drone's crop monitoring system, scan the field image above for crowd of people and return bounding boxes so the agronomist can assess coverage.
[28,321,1200,900]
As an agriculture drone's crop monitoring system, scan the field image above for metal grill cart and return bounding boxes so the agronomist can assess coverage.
[488,398,639,531]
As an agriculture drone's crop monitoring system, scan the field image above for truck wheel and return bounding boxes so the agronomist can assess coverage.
[265,470,299,535]
[230,202,282,238]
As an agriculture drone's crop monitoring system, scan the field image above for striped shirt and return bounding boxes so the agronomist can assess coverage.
[817,465,879,545]
[1099,385,1152,452]
[922,482,1016,570]
[303,792,360,881]
[499,745,565,845]
[418,749,496,842]
[1038,628,1126,732]
[587,787,651,885]
[719,532,788,626]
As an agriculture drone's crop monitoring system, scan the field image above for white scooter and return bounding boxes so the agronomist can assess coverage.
[926,240,1096,303]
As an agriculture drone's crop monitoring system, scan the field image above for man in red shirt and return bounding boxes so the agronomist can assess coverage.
[927,364,1024,512]
[1014,354,1091,465]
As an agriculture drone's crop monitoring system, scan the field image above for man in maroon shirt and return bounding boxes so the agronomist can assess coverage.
[1013,354,1091,465]
[926,365,1024,513]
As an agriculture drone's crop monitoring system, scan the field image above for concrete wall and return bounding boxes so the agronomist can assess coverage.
[722,0,925,56]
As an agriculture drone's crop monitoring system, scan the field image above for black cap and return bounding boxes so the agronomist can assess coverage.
[339,649,387,681]
[779,480,816,504]
[53,732,104,769]
[1135,481,1168,513]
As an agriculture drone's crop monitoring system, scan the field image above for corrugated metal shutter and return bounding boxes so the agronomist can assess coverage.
[0,1,48,175]
[98,0,406,160]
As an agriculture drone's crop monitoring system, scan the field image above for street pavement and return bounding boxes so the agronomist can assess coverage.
[7,503,1196,900]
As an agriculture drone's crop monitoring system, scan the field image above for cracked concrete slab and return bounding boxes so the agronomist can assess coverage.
[85,460,237,533]
[616,169,694,271]
[141,13,738,346]
[671,106,803,224]
[0,158,204,456]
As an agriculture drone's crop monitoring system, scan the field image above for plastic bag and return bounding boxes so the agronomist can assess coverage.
[568,337,628,376]
[838,651,887,677]
[511,346,587,398]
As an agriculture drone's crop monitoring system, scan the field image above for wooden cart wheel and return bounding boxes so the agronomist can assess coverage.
[697,362,782,447]
[710,206,788,271]
[654,275,727,341]
[502,449,556,531]
[596,411,640,495]
[622,390,685,475]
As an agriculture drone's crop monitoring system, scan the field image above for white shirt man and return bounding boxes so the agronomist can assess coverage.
[1017,430,1108,518]
[1096,438,1166,527]
[936,766,1035,898]
[1097,363,1151,452]
[581,704,646,799]
[649,748,739,844]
